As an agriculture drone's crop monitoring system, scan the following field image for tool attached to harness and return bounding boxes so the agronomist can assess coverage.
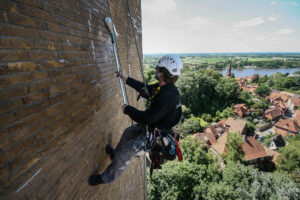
[149,129,183,177]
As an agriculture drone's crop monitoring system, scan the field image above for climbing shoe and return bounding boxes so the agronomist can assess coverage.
[106,144,115,160]
[88,175,104,186]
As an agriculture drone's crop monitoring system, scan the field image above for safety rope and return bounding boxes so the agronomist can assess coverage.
[124,1,148,199]
[125,0,150,99]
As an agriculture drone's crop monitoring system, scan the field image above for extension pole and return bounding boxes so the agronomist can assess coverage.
[105,17,127,105]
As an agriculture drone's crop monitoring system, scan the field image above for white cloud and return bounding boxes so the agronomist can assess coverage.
[286,1,298,6]
[268,16,277,21]
[233,17,265,28]
[142,0,177,16]
[187,16,211,31]
[276,28,295,34]
[270,1,277,6]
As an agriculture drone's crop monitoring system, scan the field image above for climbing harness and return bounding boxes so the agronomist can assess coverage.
[149,129,183,177]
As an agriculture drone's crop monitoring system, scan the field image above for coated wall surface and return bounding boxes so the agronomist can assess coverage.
[0,0,146,199]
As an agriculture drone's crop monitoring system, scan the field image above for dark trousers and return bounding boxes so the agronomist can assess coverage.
[100,124,147,183]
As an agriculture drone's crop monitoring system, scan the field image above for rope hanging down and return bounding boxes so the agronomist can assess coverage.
[125,0,150,100]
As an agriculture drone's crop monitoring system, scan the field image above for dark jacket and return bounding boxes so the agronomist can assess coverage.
[124,77,181,132]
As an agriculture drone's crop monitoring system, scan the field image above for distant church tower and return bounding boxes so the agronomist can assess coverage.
[225,59,232,77]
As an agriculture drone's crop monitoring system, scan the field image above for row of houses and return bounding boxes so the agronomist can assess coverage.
[194,117,278,168]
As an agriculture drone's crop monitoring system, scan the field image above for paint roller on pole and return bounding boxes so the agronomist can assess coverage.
[105,17,127,105]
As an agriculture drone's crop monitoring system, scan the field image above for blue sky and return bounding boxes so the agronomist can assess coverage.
[142,0,300,53]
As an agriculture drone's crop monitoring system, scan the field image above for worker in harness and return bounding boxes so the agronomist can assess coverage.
[88,54,183,186]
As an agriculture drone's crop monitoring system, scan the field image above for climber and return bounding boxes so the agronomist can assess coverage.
[88,54,183,186]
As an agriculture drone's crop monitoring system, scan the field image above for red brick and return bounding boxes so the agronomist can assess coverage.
[15,99,49,119]
[15,0,42,8]
[0,24,40,39]
[7,111,43,135]
[32,71,48,80]
[6,62,37,73]
[7,12,46,30]
[29,79,53,92]
[40,31,66,42]
[0,73,32,88]
[19,4,52,22]
[0,0,18,12]
[0,10,8,22]
[0,99,23,115]
[41,60,65,69]
[0,38,35,50]
[22,89,50,104]
[0,50,28,62]
[0,128,9,141]
[0,85,28,101]
[34,40,61,50]
[0,113,15,128]
[28,51,57,60]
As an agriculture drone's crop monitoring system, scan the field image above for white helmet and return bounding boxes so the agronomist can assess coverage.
[157,54,183,76]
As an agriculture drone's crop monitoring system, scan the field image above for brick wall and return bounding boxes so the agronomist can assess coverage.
[0,0,146,199]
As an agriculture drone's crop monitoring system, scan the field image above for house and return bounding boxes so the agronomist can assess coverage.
[269,135,285,150]
[264,147,280,164]
[211,132,228,155]
[233,104,248,117]
[287,96,300,111]
[193,132,210,147]
[294,110,300,127]
[274,118,300,136]
[241,85,258,95]
[224,117,247,135]
[242,137,270,165]
[264,107,283,121]
[211,133,270,167]
[267,91,290,105]
[194,123,226,146]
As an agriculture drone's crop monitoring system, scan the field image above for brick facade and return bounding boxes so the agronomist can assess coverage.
[0,0,146,199]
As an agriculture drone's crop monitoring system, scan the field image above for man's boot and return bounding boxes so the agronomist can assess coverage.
[88,175,104,186]
[106,144,115,160]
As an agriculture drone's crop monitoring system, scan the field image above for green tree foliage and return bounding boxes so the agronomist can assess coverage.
[144,65,156,83]
[176,69,222,114]
[214,107,235,121]
[223,132,244,163]
[255,84,271,97]
[147,150,300,200]
[277,135,300,175]
[180,136,214,165]
[215,78,240,100]
[251,74,260,83]
[176,116,208,137]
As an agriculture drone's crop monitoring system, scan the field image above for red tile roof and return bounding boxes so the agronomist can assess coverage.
[242,137,268,161]
[274,118,300,134]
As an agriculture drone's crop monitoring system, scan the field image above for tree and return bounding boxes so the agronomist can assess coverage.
[180,135,214,165]
[176,116,208,137]
[252,74,260,83]
[223,132,244,163]
[255,84,271,97]
[277,136,300,174]
[215,78,240,101]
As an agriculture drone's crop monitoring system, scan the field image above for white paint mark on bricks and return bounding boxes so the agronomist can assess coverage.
[88,20,92,33]
[92,8,99,13]
[16,168,42,193]
[91,40,96,60]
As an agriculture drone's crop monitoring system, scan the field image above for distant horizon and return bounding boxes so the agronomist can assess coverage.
[143,52,300,56]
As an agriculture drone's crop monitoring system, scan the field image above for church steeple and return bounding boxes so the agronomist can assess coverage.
[225,59,232,77]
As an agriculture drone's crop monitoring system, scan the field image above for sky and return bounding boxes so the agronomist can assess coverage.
[141,0,300,53]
